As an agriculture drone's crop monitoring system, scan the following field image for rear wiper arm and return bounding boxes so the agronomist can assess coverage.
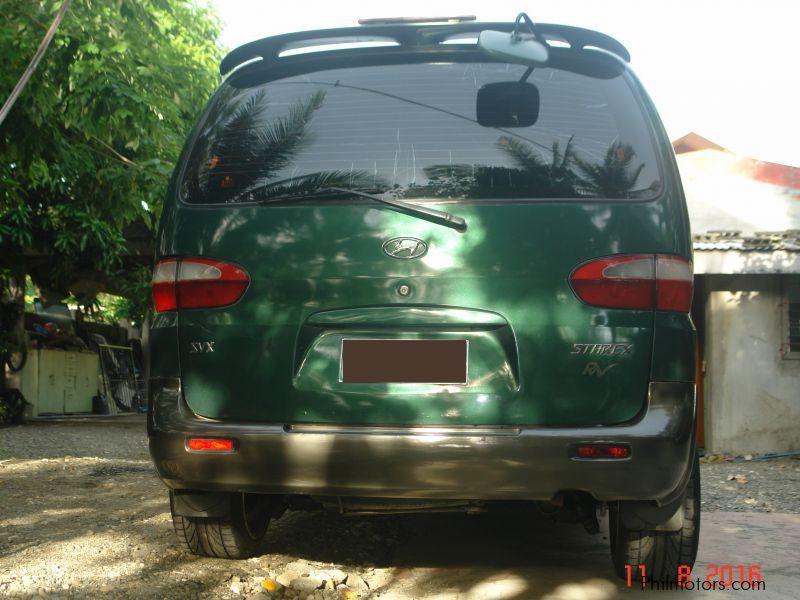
[261,186,468,233]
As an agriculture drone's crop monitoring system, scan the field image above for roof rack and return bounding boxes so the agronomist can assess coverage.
[219,22,630,76]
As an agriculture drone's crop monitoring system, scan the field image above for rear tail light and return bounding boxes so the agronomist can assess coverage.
[570,254,693,312]
[152,259,178,312]
[152,258,249,313]
[186,437,236,452]
[654,255,694,312]
[574,444,630,459]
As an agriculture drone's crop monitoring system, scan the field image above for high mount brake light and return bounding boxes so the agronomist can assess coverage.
[357,15,477,25]
[151,258,249,313]
[570,254,693,313]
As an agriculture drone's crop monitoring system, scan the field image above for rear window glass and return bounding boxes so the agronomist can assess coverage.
[181,60,661,204]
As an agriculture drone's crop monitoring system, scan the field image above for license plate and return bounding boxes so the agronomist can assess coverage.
[340,339,468,384]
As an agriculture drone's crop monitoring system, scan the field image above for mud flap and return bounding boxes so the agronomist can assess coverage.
[618,493,685,532]
[171,490,232,518]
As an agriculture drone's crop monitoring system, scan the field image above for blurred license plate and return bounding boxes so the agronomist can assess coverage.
[341,339,468,384]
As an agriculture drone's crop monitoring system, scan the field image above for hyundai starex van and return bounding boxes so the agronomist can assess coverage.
[147,14,699,580]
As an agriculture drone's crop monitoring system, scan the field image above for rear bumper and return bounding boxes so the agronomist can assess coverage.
[148,380,695,503]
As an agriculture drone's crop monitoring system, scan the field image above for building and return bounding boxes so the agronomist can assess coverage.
[674,133,800,454]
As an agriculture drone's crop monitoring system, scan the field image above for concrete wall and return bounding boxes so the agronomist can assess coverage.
[703,275,800,454]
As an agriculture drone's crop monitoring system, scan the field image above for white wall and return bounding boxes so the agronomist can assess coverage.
[704,275,800,454]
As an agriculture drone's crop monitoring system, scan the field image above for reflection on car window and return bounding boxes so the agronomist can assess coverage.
[182,61,660,204]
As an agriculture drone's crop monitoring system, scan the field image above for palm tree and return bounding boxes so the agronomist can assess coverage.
[198,89,326,203]
[573,141,645,198]
[495,135,579,197]
[183,89,374,203]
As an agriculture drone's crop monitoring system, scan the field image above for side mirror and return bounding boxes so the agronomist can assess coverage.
[476,81,540,128]
[478,29,549,66]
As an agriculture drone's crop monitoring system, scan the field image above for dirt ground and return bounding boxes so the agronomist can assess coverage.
[1,419,799,599]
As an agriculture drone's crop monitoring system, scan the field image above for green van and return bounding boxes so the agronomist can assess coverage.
[148,15,698,580]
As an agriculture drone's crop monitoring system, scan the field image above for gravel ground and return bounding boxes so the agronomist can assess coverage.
[699,454,800,513]
[1,420,798,599]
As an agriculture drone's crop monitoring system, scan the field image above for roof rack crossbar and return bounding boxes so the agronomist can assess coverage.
[219,22,630,77]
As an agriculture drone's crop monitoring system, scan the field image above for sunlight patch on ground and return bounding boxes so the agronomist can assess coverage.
[541,578,618,600]
[466,573,528,599]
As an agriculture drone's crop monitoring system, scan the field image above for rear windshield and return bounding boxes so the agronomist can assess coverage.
[181,60,661,204]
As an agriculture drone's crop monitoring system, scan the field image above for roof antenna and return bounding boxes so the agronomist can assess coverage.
[512,13,544,82]
[511,12,543,41]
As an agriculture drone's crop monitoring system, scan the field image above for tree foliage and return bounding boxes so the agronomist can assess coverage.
[0,0,222,310]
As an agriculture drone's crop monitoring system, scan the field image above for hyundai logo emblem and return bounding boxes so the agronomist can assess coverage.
[382,237,428,259]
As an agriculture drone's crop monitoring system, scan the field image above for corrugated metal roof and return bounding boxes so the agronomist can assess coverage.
[693,230,800,252]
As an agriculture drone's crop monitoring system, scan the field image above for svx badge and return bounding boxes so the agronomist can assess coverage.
[382,237,428,259]
[189,342,215,354]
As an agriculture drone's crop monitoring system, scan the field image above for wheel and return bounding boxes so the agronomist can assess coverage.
[610,451,700,581]
[4,349,27,372]
[170,491,270,558]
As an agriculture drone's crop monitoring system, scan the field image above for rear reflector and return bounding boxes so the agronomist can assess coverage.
[570,254,692,312]
[187,438,236,452]
[575,444,630,459]
[152,258,249,313]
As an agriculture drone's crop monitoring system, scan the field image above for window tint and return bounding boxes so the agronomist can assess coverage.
[182,61,661,204]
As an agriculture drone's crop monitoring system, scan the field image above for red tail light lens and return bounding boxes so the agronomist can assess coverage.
[187,437,236,452]
[151,258,249,313]
[152,259,178,312]
[570,254,692,312]
[575,444,630,459]
[655,255,694,312]
[176,259,249,309]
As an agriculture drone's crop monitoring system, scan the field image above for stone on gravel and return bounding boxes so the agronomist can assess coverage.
[277,559,312,587]
[346,574,369,594]
[289,576,324,593]
[309,569,347,586]
[365,568,393,590]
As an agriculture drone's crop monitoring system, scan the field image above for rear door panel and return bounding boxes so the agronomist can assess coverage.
[171,198,677,426]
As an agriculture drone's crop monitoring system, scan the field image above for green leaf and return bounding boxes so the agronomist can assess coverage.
[0,0,223,304]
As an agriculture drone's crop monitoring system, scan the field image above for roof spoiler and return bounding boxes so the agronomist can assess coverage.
[219,22,630,77]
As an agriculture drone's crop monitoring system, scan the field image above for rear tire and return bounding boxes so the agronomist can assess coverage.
[610,451,700,581]
[170,492,270,559]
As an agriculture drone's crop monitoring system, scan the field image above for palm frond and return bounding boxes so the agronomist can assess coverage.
[574,142,644,197]
[253,169,375,200]
[200,91,328,203]
[251,91,327,179]
[496,136,545,171]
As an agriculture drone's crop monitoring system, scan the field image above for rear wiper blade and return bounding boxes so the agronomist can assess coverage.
[260,186,468,233]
